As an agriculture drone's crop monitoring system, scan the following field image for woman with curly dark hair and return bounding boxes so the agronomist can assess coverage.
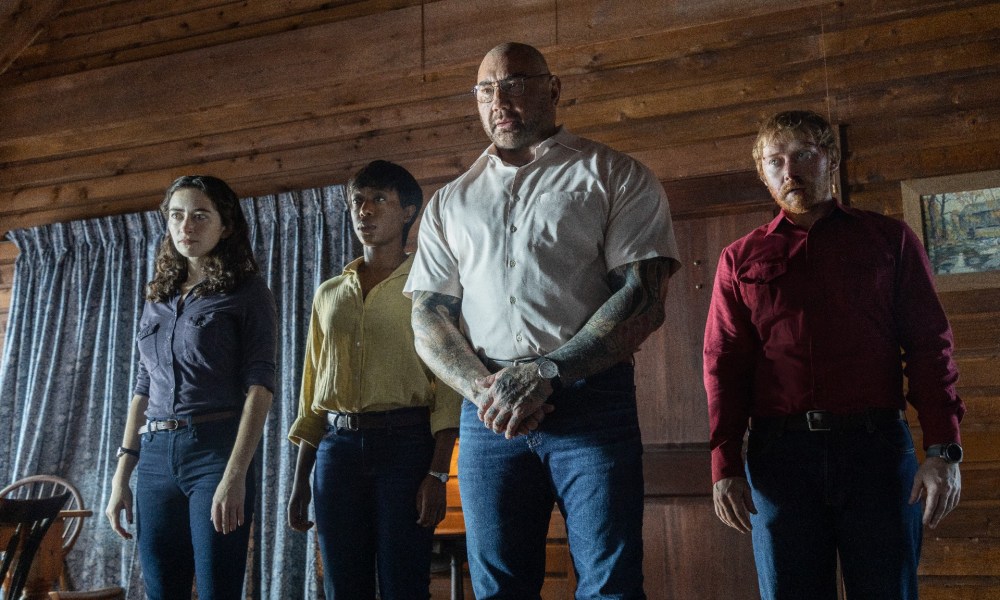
[105,175,277,600]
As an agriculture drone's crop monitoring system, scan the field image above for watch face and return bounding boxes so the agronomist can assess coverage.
[538,358,559,380]
[944,443,964,462]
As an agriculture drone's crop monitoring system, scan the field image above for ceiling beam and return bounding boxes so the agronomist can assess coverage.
[0,0,64,77]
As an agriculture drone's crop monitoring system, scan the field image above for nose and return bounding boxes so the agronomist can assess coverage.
[356,200,374,216]
[180,215,196,231]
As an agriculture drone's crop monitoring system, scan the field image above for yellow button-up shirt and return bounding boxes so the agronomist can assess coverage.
[288,255,461,448]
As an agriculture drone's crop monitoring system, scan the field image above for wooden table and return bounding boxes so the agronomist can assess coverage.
[1,509,92,600]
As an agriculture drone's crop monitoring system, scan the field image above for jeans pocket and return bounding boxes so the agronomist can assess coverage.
[872,420,916,456]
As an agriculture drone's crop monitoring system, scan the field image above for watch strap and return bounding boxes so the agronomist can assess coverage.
[428,470,449,483]
[116,446,140,459]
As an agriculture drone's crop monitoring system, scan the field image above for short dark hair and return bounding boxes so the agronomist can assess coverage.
[347,160,423,243]
[753,110,840,176]
[147,175,258,301]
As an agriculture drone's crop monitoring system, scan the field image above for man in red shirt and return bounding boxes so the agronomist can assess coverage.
[704,110,965,599]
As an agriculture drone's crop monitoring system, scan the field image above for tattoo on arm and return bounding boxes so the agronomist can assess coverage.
[411,291,490,399]
[548,257,672,380]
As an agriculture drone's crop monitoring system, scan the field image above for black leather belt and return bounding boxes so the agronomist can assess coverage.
[750,408,906,433]
[139,410,241,434]
[482,357,633,392]
[482,357,536,371]
[326,407,429,431]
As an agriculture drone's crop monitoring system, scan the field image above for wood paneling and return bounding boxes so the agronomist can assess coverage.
[0,0,64,74]
[1,0,999,597]
[643,498,759,599]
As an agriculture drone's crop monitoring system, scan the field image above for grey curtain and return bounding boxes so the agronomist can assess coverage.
[0,185,354,599]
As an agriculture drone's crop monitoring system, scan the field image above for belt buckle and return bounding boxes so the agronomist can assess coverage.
[805,410,831,432]
[343,414,360,431]
[160,419,180,431]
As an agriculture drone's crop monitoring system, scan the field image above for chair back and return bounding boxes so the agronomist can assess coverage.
[0,492,71,600]
[0,476,85,557]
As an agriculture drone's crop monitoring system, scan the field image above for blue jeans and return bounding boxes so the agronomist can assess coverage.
[135,418,254,600]
[746,419,922,600]
[312,412,436,600]
[458,365,645,600]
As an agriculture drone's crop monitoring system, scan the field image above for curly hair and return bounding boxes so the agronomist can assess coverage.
[752,110,840,177]
[146,175,258,302]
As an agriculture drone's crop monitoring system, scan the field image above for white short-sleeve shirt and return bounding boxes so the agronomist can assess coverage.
[404,128,680,360]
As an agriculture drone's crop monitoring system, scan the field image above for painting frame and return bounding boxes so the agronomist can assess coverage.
[901,169,1000,293]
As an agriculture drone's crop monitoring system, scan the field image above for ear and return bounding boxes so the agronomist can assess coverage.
[404,205,418,223]
[549,75,562,107]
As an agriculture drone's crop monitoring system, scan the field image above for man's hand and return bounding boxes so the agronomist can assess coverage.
[475,364,554,438]
[909,457,961,528]
[713,476,756,533]
[416,476,447,528]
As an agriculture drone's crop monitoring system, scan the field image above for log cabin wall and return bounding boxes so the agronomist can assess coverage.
[1,0,999,597]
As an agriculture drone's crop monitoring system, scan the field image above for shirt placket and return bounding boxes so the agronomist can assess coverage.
[505,170,530,356]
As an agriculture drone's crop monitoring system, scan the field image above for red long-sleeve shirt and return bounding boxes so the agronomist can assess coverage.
[704,203,965,482]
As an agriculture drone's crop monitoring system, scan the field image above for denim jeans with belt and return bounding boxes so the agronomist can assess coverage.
[312,410,436,600]
[458,364,646,600]
[746,418,922,600]
[135,418,254,600]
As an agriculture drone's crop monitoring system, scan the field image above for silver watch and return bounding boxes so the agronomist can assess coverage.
[537,357,560,381]
[428,470,449,483]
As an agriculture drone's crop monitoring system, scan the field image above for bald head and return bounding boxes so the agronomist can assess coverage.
[475,42,560,165]
[481,42,550,77]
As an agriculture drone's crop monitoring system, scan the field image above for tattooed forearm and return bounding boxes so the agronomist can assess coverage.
[411,290,491,400]
[548,257,672,380]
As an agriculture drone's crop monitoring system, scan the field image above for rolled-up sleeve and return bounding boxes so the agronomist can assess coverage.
[240,278,278,394]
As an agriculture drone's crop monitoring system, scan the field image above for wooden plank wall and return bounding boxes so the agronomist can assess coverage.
[1,0,999,597]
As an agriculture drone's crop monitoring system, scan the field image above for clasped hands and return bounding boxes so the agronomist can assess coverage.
[475,363,555,439]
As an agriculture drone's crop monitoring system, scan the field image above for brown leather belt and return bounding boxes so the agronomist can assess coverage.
[750,408,906,433]
[326,407,429,431]
[139,410,241,434]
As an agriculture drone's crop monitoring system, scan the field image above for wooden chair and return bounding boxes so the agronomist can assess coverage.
[0,492,72,600]
[0,476,85,591]
[47,588,125,599]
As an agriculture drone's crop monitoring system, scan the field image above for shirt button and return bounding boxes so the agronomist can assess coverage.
[509,260,516,268]
[509,296,516,304]
[510,225,517,233]
[516,334,523,342]
[513,195,520,202]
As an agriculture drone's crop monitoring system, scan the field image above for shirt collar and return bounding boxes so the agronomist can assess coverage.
[483,125,580,165]
[765,199,855,236]
[341,254,413,279]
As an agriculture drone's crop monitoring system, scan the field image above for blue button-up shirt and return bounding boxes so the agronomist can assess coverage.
[134,274,277,418]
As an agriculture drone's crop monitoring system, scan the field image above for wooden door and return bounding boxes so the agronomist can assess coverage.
[637,207,774,599]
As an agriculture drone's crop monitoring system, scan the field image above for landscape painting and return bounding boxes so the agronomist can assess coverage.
[902,170,1000,292]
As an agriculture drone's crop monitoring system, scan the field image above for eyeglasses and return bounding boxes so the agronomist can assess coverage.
[472,74,552,103]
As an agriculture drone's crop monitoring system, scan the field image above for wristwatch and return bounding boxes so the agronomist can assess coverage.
[926,443,963,464]
[536,357,561,390]
[427,470,449,483]
[116,446,140,459]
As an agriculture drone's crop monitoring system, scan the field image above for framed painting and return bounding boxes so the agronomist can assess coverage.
[901,170,1000,292]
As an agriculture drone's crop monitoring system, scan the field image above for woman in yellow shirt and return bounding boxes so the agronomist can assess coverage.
[286,161,461,599]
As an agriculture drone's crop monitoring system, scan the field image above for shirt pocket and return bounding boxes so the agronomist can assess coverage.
[838,255,894,313]
[136,322,161,372]
[184,312,236,363]
[736,259,788,321]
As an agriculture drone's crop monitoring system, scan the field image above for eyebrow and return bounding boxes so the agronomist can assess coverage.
[476,73,530,86]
